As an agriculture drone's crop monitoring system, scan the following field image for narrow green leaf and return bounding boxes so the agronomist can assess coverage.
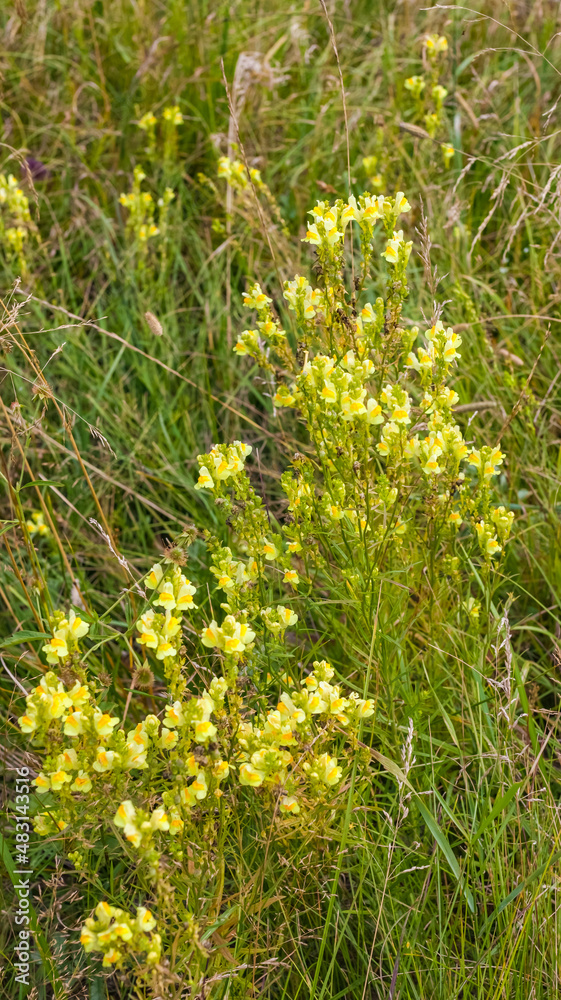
[482,848,561,931]
[473,781,523,842]
[373,749,475,913]
[415,799,475,913]
[0,631,46,648]
[0,520,18,537]
[18,480,64,491]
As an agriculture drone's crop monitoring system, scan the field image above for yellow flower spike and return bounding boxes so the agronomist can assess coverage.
[163,105,183,125]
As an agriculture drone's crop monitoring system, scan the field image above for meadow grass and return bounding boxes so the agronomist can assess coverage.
[2,1,561,998]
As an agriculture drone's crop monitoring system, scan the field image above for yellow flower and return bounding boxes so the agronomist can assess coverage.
[163,701,184,728]
[150,807,170,831]
[42,635,68,664]
[102,947,121,967]
[94,711,120,738]
[213,760,229,781]
[33,773,51,794]
[194,719,217,743]
[169,813,184,835]
[280,795,300,815]
[114,800,137,828]
[63,709,84,737]
[194,465,214,490]
[26,510,50,538]
[426,33,448,56]
[136,907,157,932]
[159,728,178,750]
[59,748,78,770]
[92,748,117,773]
[138,111,157,130]
[279,606,298,627]
[146,563,164,589]
[262,540,279,561]
[71,771,92,793]
[49,769,72,791]
[18,713,37,733]
[80,927,98,952]
[366,398,384,425]
[239,762,265,787]
[381,230,411,265]
[68,681,90,706]
[442,144,455,168]
[163,105,183,125]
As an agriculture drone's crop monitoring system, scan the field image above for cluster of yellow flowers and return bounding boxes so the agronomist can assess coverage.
[0,171,34,273]
[119,165,174,245]
[137,104,183,159]
[235,659,373,810]
[25,510,50,538]
[217,155,265,192]
[41,610,90,666]
[402,34,453,162]
[194,440,252,490]
[19,526,371,849]
[21,654,372,884]
[81,901,161,969]
[227,186,513,583]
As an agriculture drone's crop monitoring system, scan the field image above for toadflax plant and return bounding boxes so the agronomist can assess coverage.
[13,185,513,996]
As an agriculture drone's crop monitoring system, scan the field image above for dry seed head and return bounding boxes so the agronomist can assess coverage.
[32,380,54,400]
[144,311,163,336]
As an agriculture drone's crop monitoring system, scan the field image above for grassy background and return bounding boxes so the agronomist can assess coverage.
[2,1,561,997]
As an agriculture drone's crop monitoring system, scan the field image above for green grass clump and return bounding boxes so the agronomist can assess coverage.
[2,2,561,998]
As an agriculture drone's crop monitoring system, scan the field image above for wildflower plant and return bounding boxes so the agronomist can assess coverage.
[14,520,374,988]
[10,179,515,991]
[226,188,513,628]
[0,171,36,275]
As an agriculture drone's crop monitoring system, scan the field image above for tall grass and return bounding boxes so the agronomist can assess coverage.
[2,1,561,998]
